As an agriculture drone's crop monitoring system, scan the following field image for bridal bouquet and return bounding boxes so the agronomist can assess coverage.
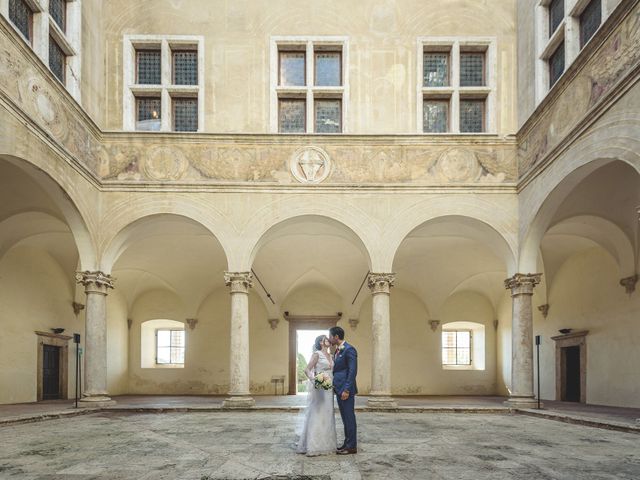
[314,372,333,390]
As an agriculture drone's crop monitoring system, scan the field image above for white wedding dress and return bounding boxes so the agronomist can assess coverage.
[296,351,337,456]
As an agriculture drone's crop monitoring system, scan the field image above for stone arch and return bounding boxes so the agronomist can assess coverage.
[241,207,375,272]
[519,117,640,272]
[387,208,517,276]
[0,154,97,270]
[100,211,232,273]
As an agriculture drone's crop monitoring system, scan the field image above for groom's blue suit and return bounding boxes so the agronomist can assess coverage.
[333,342,357,450]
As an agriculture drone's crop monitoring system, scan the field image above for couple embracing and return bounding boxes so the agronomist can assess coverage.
[296,326,358,456]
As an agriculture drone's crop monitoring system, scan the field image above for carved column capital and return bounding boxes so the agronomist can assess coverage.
[224,271,253,294]
[75,271,114,295]
[367,272,396,295]
[620,274,638,295]
[504,273,541,296]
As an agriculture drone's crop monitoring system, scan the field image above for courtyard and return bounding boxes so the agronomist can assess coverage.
[0,411,638,480]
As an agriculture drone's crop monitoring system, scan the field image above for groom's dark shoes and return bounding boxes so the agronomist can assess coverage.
[336,447,357,455]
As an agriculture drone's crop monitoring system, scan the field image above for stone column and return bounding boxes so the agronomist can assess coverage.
[504,273,542,408]
[75,271,116,407]
[367,273,398,408]
[223,272,255,408]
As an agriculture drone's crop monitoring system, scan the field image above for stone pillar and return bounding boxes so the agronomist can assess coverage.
[504,273,542,408]
[223,272,255,408]
[367,273,397,408]
[75,271,116,407]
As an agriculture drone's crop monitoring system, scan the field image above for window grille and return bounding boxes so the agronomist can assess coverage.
[460,99,485,133]
[549,0,564,37]
[173,51,198,85]
[548,41,565,88]
[49,37,66,83]
[580,0,601,49]
[279,99,306,133]
[173,98,198,132]
[423,52,449,87]
[279,51,306,86]
[136,97,161,131]
[156,329,185,364]
[9,0,32,42]
[460,53,484,87]
[315,52,341,86]
[49,0,66,32]
[442,330,471,365]
[315,99,341,133]
[136,50,161,85]
[423,100,449,133]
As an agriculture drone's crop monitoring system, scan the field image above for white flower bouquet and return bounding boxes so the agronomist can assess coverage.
[314,372,333,390]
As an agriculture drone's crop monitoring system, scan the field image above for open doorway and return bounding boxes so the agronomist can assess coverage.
[296,329,330,394]
[287,313,341,395]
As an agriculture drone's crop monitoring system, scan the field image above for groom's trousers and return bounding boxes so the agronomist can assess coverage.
[336,394,357,449]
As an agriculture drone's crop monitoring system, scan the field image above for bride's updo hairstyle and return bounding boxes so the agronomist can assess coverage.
[314,335,327,351]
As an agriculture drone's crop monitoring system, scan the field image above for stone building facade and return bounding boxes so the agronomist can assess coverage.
[0,0,638,409]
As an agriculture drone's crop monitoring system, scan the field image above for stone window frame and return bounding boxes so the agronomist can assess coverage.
[269,35,350,134]
[534,0,611,104]
[122,34,205,132]
[416,37,497,134]
[1,0,82,101]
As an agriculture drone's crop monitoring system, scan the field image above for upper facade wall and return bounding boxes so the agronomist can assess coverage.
[101,0,518,135]
[517,0,623,127]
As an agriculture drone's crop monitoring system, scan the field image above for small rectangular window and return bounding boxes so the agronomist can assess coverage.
[157,329,185,364]
[279,51,306,86]
[278,99,306,133]
[49,37,66,83]
[423,99,449,133]
[423,52,449,87]
[442,330,471,366]
[173,98,198,132]
[460,53,485,87]
[136,97,161,131]
[549,0,564,37]
[580,0,601,49]
[548,41,565,88]
[315,51,341,86]
[136,50,161,85]
[460,99,485,133]
[9,0,33,42]
[315,99,341,133]
[49,0,66,32]
[172,50,198,85]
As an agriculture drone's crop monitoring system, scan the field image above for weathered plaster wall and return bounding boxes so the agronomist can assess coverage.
[0,247,81,404]
[536,248,640,408]
[80,0,106,127]
[102,0,517,135]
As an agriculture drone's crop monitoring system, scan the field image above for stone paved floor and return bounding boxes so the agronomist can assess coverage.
[0,411,638,480]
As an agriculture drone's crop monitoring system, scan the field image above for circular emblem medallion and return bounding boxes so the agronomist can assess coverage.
[290,146,331,184]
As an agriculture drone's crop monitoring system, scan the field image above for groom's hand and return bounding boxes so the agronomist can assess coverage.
[340,390,350,401]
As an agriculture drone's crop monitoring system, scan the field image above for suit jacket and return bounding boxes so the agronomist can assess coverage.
[333,342,358,395]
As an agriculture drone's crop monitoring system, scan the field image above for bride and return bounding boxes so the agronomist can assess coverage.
[296,334,337,456]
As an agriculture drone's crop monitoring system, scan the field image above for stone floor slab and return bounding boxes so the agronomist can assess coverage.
[0,411,638,479]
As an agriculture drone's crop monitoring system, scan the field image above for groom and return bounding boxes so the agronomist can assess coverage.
[329,326,357,455]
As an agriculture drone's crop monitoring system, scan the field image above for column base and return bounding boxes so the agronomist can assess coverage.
[77,395,116,408]
[504,396,543,409]
[367,396,398,409]
[222,396,255,409]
